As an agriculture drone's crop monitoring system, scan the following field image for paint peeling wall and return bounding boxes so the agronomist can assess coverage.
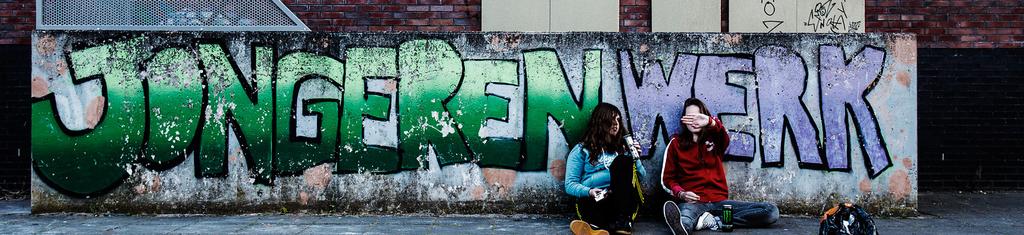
[31,32,917,215]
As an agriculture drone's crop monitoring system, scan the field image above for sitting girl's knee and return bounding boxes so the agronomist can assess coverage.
[765,204,780,223]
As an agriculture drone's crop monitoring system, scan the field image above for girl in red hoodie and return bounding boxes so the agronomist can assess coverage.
[660,98,779,235]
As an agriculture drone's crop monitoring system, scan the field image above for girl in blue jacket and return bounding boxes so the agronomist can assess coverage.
[565,103,646,235]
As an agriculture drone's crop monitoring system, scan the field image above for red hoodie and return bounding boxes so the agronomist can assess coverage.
[661,117,731,203]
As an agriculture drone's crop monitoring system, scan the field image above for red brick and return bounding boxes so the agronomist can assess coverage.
[622,20,646,27]
[393,25,417,31]
[429,5,453,12]
[417,26,441,31]
[901,14,924,21]
[13,24,32,31]
[997,14,1022,21]
[961,35,984,42]
[363,5,386,11]
[381,5,404,12]
[453,5,479,12]
[368,12,392,18]
[333,19,355,25]
[329,5,357,12]
[877,14,901,20]
[441,26,465,31]
[430,19,454,25]
[987,35,1013,42]
[296,12,320,19]
[344,26,369,31]
[406,19,429,25]
[441,12,468,18]
[407,5,429,11]
[369,26,393,31]
[321,12,345,19]
[622,6,647,13]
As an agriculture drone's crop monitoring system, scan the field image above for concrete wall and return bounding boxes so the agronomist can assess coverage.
[651,0,722,32]
[482,0,619,32]
[550,0,620,32]
[31,32,917,215]
[481,0,549,31]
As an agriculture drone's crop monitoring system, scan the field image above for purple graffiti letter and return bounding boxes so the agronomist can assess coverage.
[755,45,824,167]
[619,51,698,156]
[618,50,700,154]
[819,45,892,177]
[694,55,755,160]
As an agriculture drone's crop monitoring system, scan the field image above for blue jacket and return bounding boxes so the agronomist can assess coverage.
[563,144,646,198]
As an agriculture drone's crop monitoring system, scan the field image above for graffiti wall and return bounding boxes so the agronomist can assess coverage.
[31,32,917,215]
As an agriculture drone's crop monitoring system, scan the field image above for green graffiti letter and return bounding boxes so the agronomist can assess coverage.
[450,60,521,168]
[522,50,602,171]
[339,47,399,173]
[398,40,473,169]
[274,52,344,174]
[196,44,274,183]
[142,48,203,168]
[31,37,147,196]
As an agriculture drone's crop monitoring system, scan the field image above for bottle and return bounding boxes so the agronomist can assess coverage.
[623,134,641,160]
[722,204,734,232]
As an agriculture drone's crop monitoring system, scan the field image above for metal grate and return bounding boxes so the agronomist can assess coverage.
[37,0,308,31]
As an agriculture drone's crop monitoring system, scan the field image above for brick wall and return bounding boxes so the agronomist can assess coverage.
[918,48,1024,190]
[0,44,29,198]
[620,0,651,32]
[865,0,1024,48]
[0,0,33,45]
[284,0,481,32]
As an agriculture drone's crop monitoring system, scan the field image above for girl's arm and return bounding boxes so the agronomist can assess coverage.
[563,144,592,198]
[705,117,731,156]
[661,138,685,196]
[634,155,647,177]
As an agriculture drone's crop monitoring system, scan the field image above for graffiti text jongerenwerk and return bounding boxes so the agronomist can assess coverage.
[32,37,892,196]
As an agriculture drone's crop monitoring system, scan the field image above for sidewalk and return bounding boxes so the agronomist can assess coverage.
[2,192,1021,234]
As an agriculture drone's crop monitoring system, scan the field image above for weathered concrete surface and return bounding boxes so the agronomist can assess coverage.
[30,32,917,215]
[3,192,1020,234]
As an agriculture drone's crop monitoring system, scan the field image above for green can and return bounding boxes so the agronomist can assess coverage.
[722,204,734,232]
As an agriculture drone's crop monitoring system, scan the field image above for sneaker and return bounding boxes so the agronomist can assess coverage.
[611,219,632,234]
[662,201,688,235]
[695,212,721,231]
[570,220,610,235]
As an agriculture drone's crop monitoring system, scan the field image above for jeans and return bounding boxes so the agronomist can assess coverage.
[676,200,779,231]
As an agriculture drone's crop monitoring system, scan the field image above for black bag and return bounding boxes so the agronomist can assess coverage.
[818,203,879,235]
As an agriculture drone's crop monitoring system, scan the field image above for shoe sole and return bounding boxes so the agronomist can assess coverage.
[696,212,716,231]
[663,201,688,235]
[570,220,610,235]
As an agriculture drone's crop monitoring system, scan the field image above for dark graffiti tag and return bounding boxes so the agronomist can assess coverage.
[804,0,862,33]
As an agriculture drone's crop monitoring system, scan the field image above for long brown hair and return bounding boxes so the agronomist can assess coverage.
[581,103,626,162]
[679,98,712,149]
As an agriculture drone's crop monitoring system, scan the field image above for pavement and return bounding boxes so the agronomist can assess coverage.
[1,191,1021,234]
